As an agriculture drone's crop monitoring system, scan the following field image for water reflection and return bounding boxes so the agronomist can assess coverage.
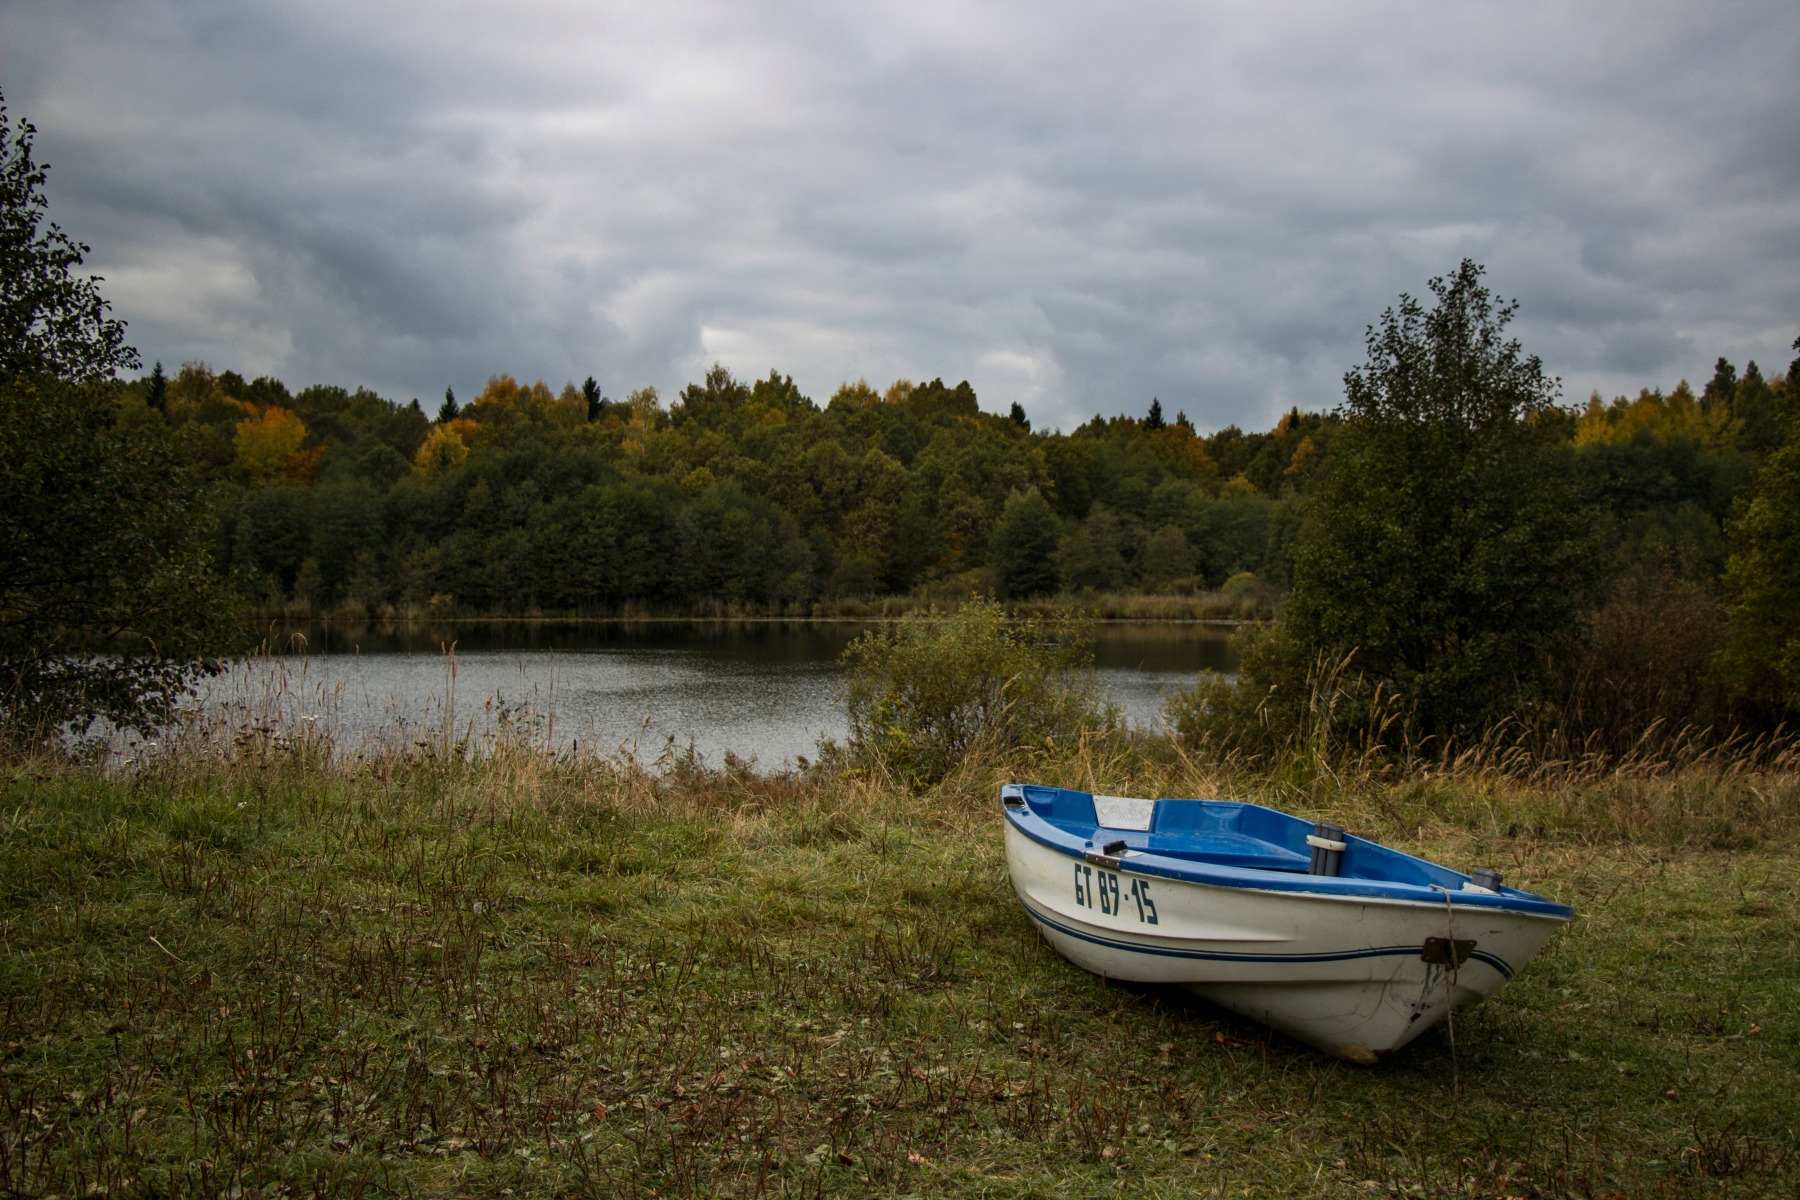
[214,621,1239,768]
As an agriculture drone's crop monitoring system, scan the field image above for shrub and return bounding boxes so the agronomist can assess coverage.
[836,598,1112,783]
[1164,624,1410,770]
[1219,570,1279,618]
[1554,567,1729,746]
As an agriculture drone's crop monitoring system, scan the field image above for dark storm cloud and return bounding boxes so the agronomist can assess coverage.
[3,0,1795,430]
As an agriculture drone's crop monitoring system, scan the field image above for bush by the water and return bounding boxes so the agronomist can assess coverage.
[835,597,1113,783]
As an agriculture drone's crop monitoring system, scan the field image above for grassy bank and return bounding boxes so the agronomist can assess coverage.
[2,740,1795,1198]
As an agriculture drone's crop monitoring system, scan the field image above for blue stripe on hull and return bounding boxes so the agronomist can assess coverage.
[1019,895,1516,979]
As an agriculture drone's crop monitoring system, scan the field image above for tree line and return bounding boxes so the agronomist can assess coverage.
[116,363,1327,614]
[96,343,1782,630]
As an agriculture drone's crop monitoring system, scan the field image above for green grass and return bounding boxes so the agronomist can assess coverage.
[1,743,1795,1198]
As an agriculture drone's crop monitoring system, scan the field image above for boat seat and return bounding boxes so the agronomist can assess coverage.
[1145,830,1311,872]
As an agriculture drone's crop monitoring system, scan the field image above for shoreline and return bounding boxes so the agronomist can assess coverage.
[244,593,1270,628]
[249,611,1257,626]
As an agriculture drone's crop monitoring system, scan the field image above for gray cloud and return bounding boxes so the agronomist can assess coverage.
[4,0,1796,430]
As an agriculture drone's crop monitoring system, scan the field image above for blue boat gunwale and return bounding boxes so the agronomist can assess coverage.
[1002,784,1573,920]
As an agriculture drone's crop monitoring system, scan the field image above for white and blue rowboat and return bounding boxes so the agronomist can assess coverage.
[1001,784,1573,1063]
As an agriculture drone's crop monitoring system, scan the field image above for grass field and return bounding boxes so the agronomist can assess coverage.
[1,735,1795,1198]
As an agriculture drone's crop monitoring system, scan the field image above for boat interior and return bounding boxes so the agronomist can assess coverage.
[1008,784,1455,888]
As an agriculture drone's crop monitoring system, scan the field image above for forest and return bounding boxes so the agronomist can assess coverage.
[105,351,1786,626]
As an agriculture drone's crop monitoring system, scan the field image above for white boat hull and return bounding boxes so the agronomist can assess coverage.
[1005,821,1565,1062]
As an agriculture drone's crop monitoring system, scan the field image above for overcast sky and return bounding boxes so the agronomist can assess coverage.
[4,1,1797,433]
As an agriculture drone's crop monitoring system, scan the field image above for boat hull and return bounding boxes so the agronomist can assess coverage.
[1005,821,1566,1062]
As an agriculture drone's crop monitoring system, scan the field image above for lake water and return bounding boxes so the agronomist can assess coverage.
[203,621,1238,769]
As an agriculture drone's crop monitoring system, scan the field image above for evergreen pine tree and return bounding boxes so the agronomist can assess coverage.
[145,360,166,412]
[1702,357,1738,415]
[1718,332,1800,716]
[1735,360,1780,455]
[989,488,1061,598]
